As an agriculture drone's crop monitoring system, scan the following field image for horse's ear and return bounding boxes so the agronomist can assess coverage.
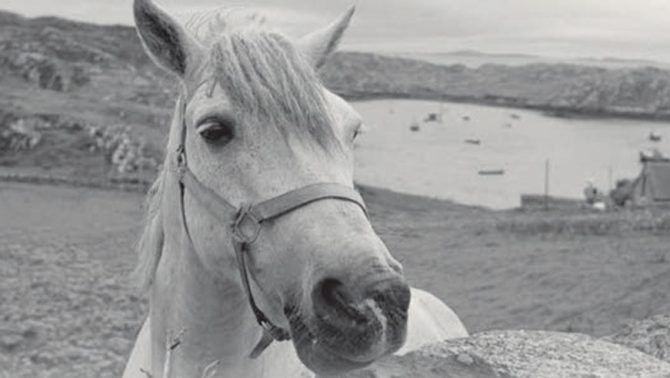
[133,0,201,76]
[297,6,355,69]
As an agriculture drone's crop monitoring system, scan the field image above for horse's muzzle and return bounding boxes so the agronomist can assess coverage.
[306,273,410,365]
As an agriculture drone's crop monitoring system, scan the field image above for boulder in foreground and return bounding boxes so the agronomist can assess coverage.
[340,330,670,378]
[604,313,670,363]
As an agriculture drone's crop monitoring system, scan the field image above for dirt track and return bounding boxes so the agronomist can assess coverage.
[1,181,669,377]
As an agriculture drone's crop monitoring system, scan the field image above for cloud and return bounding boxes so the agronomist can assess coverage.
[3,0,670,61]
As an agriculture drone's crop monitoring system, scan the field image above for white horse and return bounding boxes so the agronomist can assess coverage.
[124,1,467,377]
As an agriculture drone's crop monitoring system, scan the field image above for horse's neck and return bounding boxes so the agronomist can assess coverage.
[127,316,311,378]
[148,178,277,377]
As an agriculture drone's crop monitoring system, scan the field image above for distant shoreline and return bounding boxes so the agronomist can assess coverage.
[341,91,670,123]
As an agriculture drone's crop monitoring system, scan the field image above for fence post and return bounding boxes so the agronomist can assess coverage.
[544,159,550,211]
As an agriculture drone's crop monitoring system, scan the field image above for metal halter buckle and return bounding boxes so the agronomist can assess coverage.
[174,144,188,180]
[232,204,262,244]
[176,145,186,166]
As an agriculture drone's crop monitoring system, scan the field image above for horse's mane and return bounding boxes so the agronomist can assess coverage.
[134,168,165,291]
[135,9,338,290]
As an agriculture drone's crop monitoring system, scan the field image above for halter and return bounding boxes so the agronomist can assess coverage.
[172,91,367,358]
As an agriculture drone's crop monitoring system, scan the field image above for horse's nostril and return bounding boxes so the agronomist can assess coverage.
[318,278,350,309]
[313,277,369,322]
[313,274,411,325]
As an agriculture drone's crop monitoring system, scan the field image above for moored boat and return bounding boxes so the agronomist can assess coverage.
[478,169,505,176]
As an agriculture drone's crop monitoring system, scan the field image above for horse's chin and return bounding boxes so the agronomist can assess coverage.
[292,338,376,375]
[286,310,406,375]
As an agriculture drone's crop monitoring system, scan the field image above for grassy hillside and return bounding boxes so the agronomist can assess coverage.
[321,52,670,119]
[3,10,670,185]
[0,11,172,182]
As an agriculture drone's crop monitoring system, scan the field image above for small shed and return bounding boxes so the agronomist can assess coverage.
[632,160,670,205]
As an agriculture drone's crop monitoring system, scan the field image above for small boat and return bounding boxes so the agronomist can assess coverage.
[409,121,420,132]
[478,169,505,176]
[462,116,470,121]
[425,104,446,123]
[465,139,481,145]
[649,132,662,142]
[510,113,521,120]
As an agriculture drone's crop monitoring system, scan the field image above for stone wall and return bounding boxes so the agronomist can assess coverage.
[340,330,670,378]
[604,313,670,364]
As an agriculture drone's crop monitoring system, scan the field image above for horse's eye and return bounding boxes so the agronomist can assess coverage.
[352,126,362,141]
[197,119,234,144]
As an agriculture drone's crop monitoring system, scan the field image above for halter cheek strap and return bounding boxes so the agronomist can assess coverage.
[173,95,367,358]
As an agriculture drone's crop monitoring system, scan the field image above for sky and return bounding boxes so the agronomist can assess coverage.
[3,0,670,62]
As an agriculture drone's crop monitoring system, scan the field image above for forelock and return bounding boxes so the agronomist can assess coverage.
[184,9,337,149]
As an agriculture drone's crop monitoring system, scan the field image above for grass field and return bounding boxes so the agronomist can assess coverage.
[1,181,669,377]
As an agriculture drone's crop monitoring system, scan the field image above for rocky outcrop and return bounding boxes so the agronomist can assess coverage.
[1,118,44,151]
[341,330,670,378]
[604,314,670,363]
[321,52,670,119]
[0,50,88,91]
[0,109,158,174]
[88,124,158,174]
[0,112,55,153]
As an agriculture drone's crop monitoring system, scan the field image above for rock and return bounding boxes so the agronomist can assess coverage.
[12,52,73,91]
[0,334,24,353]
[0,118,43,151]
[456,352,474,366]
[341,330,670,378]
[604,313,670,363]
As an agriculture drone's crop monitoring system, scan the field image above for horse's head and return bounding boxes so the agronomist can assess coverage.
[134,1,410,373]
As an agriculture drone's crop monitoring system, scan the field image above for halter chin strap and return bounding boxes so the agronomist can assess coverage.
[173,96,367,358]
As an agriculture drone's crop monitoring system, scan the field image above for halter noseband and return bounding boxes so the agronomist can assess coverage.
[173,93,367,358]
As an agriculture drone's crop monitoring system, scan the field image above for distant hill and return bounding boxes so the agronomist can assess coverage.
[321,52,670,119]
[392,50,670,70]
[452,50,534,57]
[3,10,670,183]
[580,56,664,67]
[419,50,540,59]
